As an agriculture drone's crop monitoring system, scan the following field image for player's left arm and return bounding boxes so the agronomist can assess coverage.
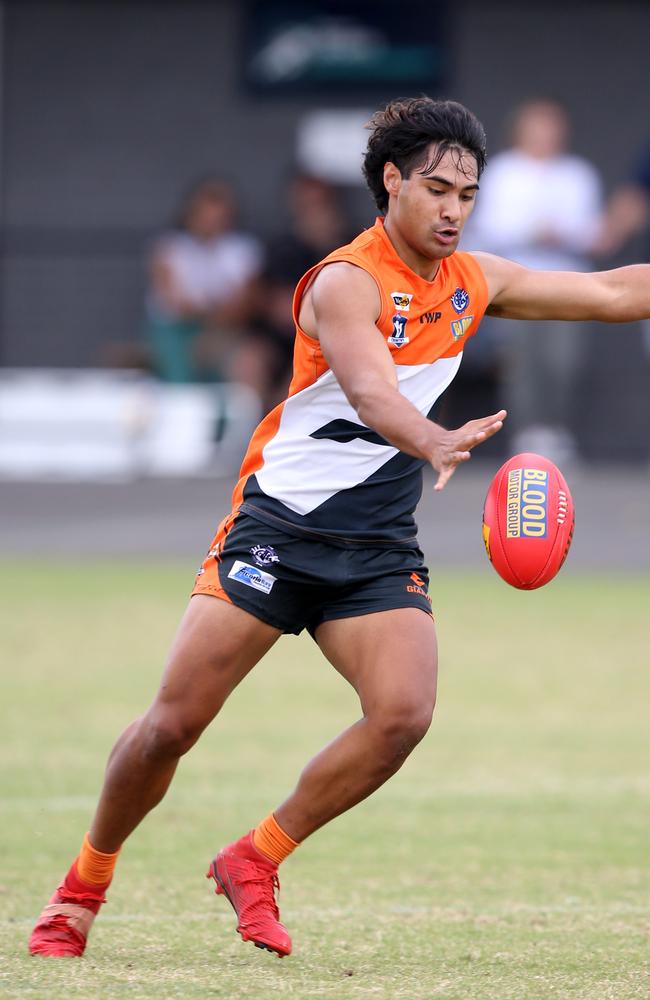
[472,250,650,323]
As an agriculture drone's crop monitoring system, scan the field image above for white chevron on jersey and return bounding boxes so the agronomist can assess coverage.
[256,356,463,515]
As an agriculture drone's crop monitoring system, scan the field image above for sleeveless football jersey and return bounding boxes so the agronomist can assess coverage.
[230,217,488,543]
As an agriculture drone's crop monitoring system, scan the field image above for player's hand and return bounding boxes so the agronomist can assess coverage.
[430,410,507,491]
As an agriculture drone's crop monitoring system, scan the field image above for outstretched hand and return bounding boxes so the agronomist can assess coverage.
[431,410,507,491]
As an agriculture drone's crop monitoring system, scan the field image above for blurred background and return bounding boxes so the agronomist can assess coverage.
[0,0,648,561]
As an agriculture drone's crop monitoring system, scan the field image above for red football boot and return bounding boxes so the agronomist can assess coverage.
[206,831,292,957]
[28,863,108,957]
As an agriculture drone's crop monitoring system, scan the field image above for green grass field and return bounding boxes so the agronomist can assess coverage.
[1,561,648,999]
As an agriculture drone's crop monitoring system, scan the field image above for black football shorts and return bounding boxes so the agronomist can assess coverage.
[192,509,433,635]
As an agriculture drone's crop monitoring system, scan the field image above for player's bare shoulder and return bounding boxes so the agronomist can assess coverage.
[468,251,526,316]
[299,262,381,341]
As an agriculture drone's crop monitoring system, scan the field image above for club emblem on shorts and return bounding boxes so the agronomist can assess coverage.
[391,291,413,312]
[228,560,276,595]
[388,314,409,347]
[451,315,473,340]
[450,287,470,313]
[250,544,280,568]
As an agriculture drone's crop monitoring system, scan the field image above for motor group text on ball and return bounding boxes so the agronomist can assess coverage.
[506,468,549,539]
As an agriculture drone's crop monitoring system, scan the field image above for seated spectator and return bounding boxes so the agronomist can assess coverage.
[146,177,263,383]
[244,173,356,411]
[267,172,353,282]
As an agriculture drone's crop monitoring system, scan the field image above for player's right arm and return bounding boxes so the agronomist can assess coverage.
[302,262,505,491]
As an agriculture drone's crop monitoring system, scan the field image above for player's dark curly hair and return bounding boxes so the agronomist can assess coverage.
[363,97,487,213]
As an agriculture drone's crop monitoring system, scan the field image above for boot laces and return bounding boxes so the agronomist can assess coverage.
[239,863,281,920]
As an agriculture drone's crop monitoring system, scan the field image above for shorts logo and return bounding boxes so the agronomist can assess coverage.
[388,315,409,347]
[228,560,276,595]
[391,291,413,311]
[506,468,549,538]
[451,315,473,340]
[450,287,470,313]
[249,544,280,568]
[406,571,431,602]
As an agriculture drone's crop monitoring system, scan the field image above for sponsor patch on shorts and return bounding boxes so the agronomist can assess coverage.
[227,560,276,595]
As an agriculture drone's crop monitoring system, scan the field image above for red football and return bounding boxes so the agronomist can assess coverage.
[482,453,575,590]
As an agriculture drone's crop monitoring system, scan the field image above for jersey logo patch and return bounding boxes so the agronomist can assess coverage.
[450,287,470,313]
[250,544,280,567]
[228,560,276,595]
[388,315,409,347]
[451,315,473,340]
[391,291,413,311]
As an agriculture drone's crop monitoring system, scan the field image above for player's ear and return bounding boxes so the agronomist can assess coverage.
[383,162,401,200]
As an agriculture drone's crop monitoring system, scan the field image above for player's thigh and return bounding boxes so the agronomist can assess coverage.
[152,594,282,728]
[315,607,438,718]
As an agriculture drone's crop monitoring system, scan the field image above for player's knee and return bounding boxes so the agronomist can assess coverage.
[139,709,202,761]
[372,697,435,758]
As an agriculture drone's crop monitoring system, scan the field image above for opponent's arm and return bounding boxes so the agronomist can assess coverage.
[307,263,505,491]
[473,250,650,322]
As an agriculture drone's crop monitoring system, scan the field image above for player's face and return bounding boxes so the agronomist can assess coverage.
[383,145,479,268]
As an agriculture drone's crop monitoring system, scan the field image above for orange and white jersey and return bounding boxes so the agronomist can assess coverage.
[229,218,488,543]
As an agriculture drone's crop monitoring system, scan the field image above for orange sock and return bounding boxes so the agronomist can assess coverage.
[75,832,121,886]
[253,813,299,866]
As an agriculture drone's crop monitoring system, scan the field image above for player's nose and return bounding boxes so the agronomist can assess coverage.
[440,196,461,223]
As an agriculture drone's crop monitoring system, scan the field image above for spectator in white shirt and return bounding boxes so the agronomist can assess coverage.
[467,99,602,462]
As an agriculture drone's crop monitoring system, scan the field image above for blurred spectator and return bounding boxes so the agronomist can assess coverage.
[146,177,263,383]
[593,140,650,258]
[593,140,650,354]
[246,173,355,410]
[468,99,602,463]
[267,172,353,281]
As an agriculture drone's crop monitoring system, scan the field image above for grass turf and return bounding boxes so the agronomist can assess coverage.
[0,560,648,999]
